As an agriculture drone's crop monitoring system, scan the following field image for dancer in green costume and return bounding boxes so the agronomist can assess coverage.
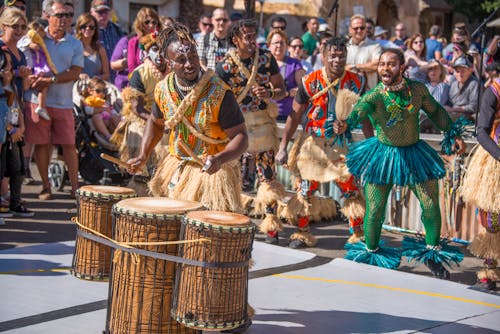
[334,48,468,278]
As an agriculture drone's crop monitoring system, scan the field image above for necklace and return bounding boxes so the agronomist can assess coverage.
[227,49,260,103]
[174,72,199,92]
[383,79,406,92]
[383,79,415,127]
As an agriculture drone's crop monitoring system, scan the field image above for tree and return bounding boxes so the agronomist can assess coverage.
[481,0,500,13]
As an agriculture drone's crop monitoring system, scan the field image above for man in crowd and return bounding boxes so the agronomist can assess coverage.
[276,36,367,248]
[269,16,287,32]
[302,17,319,56]
[390,22,408,50]
[193,12,213,43]
[24,0,83,200]
[425,25,443,61]
[446,55,479,121]
[90,0,124,81]
[197,8,231,70]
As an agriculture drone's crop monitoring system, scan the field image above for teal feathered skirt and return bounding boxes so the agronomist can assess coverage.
[346,137,445,186]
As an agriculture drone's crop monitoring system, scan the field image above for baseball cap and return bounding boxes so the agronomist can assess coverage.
[453,56,472,69]
[374,26,388,37]
[91,0,111,11]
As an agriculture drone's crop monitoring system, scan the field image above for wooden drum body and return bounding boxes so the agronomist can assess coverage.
[172,211,256,331]
[72,185,136,280]
[107,197,203,334]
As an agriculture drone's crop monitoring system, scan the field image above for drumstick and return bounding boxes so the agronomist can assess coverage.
[100,153,131,169]
[177,140,205,167]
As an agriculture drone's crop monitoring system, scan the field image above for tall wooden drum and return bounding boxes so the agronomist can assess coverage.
[72,185,136,280]
[172,211,256,331]
[107,197,203,334]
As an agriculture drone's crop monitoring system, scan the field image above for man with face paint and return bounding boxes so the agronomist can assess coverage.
[276,37,366,248]
[127,23,248,214]
[334,48,468,278]
[111,31,169,194]
[216,19,288,246]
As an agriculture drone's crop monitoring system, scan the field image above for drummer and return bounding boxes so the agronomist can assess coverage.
[276,36,367,248]
[127,22,248,213]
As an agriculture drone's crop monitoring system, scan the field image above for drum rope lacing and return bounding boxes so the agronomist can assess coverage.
[71,217,251,268]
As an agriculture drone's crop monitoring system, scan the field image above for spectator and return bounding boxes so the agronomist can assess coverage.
[484,61,500,88]
[197,8,231,71]
[373,26,398,49]
[3,0,26,13]
[109,33,131,90]
[390,22,408,50]
[270,16,287,32]
[346,14,382,90]
[24,0,83,200]
[267,29,305,122]
[445,55,479,121]
[485,35,500,64]
[230,12,243,24]
[74,13,109,81]
[127,7,161,73]
[443,27,467,62]
[404,33,430,83]
[90,0,123,82]
[193,13,213,43]
[425,25,443,61]
[365,18,375,40]
[306,31,333,72]
[159,16,174,27]
[288,36,312,73]
[301,17,319,56]
[422,60,450,133]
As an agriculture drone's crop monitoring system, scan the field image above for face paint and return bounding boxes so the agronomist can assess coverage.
[148,45,164,67]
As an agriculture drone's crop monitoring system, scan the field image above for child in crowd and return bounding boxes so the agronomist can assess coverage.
[82,77,121,141]
[24,19,57,122]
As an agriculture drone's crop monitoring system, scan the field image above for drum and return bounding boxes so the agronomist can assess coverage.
[72,185,136,280]
[107,197,203,334]
[172,211,256,331]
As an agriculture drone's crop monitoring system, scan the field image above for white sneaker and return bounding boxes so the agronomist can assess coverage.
[36,107,51,121]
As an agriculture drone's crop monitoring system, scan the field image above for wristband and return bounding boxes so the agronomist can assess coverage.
[9,127,17,135]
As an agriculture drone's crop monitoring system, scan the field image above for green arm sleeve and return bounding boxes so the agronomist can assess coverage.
[419,83,452,132]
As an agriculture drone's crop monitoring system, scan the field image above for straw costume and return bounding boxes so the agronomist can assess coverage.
[342,51,467,275]
[281,67,366,247]
[216,20,287,240]
[111,33,167,194]
[461,78,500,290]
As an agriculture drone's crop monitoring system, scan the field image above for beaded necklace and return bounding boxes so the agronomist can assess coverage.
[383,79,415,127]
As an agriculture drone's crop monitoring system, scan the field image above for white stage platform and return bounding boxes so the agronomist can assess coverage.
[0,241,499,333]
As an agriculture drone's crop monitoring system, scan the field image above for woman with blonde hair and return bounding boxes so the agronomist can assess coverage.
[74,13,109,81]
[127,7,161,73]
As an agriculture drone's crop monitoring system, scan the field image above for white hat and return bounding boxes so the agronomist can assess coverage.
[374,26,388,37]
[319,23,330,32]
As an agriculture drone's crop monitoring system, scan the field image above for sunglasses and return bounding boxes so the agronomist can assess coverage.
[290,44,304,49]
[96,9,110,15]
[52,12,74,19]
[214,18,229,23]
[201,22,213,27]
[80,24,96,31]
[144,20,158,26]
[272,26,286,30]
[352,26,366,31]
[413,40,424,44]
[14,5,26,11]
[8,23,27,31]
[94,88,107,94]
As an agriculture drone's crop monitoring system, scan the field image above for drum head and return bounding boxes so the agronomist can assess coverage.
[78,185,136,196]
[185,211,250,228]
[115,197,203,215]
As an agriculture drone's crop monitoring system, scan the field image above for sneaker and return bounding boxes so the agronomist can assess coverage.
[0,206,13,218]
[35,107,51,121]
[289,239,306,249]
[38,188,52,200]
[23,176,35,185]
[10,204,35,218]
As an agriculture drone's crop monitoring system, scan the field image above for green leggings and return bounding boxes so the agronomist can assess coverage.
[364,179,441,250]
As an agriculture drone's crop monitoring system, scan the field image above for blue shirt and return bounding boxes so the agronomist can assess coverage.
[425,38,443,60]
[25,30,84,109]
[99,22,124,83]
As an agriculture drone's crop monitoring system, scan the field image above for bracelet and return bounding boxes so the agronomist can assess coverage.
[9,127,17,135]
[269,89,275,99]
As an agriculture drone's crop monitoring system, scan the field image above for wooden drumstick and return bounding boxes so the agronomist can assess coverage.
[100,153,131,169]
[177,140,205,167]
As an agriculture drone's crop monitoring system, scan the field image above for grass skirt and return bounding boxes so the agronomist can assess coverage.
[347,137,445,186]
[149,154,242,213]
[460,145,500,213]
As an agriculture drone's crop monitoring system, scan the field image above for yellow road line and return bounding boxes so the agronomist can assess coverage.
[274,274,500,309]
[0,267,71,275]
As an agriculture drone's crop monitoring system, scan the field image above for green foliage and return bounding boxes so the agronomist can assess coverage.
[446,0,496,22]
[481,0,500,13]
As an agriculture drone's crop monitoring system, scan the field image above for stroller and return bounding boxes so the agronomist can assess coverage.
[48,79,130,191]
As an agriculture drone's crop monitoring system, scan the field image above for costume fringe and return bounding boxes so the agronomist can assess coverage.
[149,155,242,212]
[259,213,283,234]
[279,193,309,223]
[333,89,359,146]
[347,233,363,244]
[340,196,365,221]
[309,196,321,222]
[318,197,337,221]
[290,230,317,247]
[402,236,464,268]
[241,193,255,216]
[345,241,401,269]
[255,179,286,204]
[441,117,474,155]
[461,145,500,212]
[286,132,305,175]
[477,268,500,282]
[468,231,500,260]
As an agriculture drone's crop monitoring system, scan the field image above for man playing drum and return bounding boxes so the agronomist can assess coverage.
[216,19,287,244]
[127,22,248,213]
[276,36,366,248]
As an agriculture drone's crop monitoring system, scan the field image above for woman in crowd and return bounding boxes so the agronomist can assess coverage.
[127,7,161,73]
[74,13,109,81]
[268,30,304,122]
[110,32,132,90]
[288,35,313,73]
[404,33,430,83]
[422,59,450,133]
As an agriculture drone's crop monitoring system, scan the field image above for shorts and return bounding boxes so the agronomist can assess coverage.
[24,102,75,145]
[0,99,8,144]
